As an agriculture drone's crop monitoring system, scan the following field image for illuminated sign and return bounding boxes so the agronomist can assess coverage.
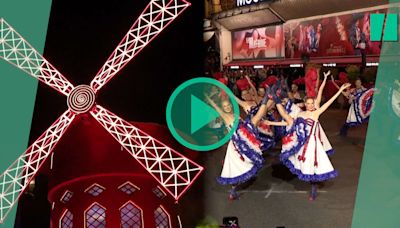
[236,0,264,7]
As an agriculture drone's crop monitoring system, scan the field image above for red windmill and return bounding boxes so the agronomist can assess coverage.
[0,0,203,226]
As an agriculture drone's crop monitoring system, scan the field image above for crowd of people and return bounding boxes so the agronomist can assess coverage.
[207,66,375,201]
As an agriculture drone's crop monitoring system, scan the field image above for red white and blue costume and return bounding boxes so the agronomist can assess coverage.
[280,117,337,182]
[247,104,275,151]
[345,87,375,127]
[285,100,333,155]
[217,119,264,185]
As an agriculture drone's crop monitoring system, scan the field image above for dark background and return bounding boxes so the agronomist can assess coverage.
[16,0,205,227]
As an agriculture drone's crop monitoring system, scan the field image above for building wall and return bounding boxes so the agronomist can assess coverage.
[219,25,233,67]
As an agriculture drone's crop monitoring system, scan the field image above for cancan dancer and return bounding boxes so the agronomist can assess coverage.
[265,82,351,200]
[205,89,274,200]
[331,77,375,136]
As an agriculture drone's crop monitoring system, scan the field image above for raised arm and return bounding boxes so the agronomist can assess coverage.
[331,75,340,90]
[276,103,294,126]
[205,95,224,115]
[315,70,330,108]
[263,119,289,126]
[245,75,260,104]
[315,68,320,97]
[270,86,294,126]
[331,75,350,98]
[316,83,351,115]
[205,95,234,125]
[250,99,273,126]
[234,96,252,113]
[249,86,275,126]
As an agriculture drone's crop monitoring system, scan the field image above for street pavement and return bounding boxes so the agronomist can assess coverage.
[185,108,368,228]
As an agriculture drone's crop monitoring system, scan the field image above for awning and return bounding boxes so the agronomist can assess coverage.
[269,0,389,21]
[225,55,380,67]
[213,0,389,30]
[214,4,283,30]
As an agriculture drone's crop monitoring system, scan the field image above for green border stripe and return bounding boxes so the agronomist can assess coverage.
[0,0,52,227]
[352,3,400,228]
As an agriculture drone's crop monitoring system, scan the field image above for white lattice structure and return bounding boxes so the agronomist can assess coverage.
[90,0,189,92]
[0,0,203,224]
[91,105,202,200]
[0,19,74,96]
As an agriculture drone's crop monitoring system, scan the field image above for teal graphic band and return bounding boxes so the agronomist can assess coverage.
[370,13,398,41]
[352,3,400,228]
[383,13,398,41]
[0,0,52,227]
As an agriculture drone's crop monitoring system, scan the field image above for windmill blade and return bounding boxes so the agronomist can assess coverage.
[0,110,75,223]
[0,19,74,96]
[90,0,190,93]
[90,105,203,200]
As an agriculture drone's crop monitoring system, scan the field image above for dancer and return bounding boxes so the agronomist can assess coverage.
[245,75,261,104]
[332,77,374,136]
[206,89,273,200]
[265,82,351,200]
[289,83,304,105]
[234,76,260,114]
[305,71,335,155]
[247,101,276,152]
[235,76,276,151]
[235,89,257,113]
[305,67,319,98]
[280,73,333,157]
[257,87,266,101]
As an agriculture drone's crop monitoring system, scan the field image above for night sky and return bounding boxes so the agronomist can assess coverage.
[18,0,205,226]
[29,0,205,141]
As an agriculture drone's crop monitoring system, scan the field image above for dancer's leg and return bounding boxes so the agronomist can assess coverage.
[309,182,318,201]
[229,185,240,200]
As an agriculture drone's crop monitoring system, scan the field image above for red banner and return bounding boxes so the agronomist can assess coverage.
[232,25,285,60]
[284,9,385,58]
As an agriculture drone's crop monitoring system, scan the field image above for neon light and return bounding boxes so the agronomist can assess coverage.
[90,0,191,92]
[67,85,96,114]
[236,0,265,7]
[366,62,379,66]
[0,1,203,224]
[0,19,75,96]
[0,110,75,223]
[90,105,204,201]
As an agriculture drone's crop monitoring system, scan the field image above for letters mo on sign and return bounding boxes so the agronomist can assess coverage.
[370,13,398,41]
[236,0,264,7]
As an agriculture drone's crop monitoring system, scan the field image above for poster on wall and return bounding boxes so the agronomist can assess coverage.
[232,25,285,60]
[284,9,386,58]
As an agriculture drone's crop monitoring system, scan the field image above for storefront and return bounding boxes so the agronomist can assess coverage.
[208,0,392,69]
